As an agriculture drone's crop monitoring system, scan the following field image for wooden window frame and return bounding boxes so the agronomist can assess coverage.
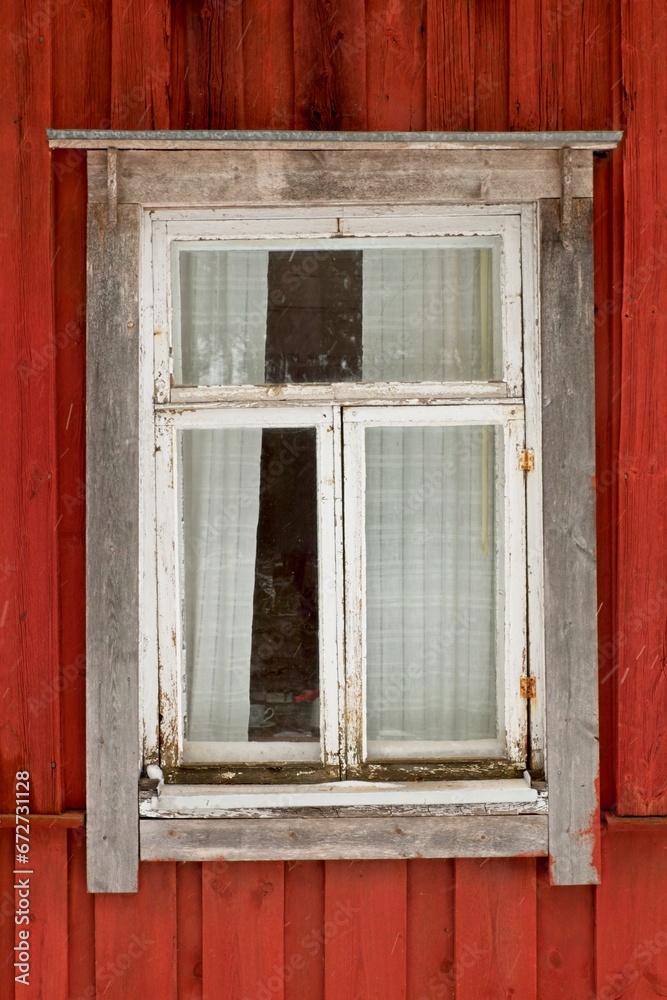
[47,129,621,892]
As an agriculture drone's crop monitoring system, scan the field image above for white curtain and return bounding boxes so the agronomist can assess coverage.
[363,248,499,744]
[179,250,268,742]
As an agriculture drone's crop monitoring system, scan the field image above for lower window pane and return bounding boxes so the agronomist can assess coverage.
[365,424,503,748]
[180,427,320,746]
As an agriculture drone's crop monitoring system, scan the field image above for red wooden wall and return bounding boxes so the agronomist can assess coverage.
[2,0,667,996]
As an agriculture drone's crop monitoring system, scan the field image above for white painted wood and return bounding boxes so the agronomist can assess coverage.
[85,149,595,208]
[182,742,321,763]
[139,814,549,861]
[167,383,511,406]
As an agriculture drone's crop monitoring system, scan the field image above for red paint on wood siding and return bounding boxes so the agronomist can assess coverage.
[177,861,202,1000]
[454,857,537,999]
[325,861,406,1000]
[68,828,96,1000]
[617,0,667,815]
[284,861,325,1000]
[406,859,455,1000]
[365,0,426,131]
[110,0,171,129]
[202,861,284,998]
[536,859,595,999]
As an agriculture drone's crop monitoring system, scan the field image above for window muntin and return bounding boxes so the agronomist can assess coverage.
[152,212,530,782]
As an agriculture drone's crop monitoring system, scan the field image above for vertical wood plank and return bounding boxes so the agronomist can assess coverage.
[240,0,294,129]
[284,861,325,1000]
[68,829,96,1000]
[110,0,170,129]
[202,862,284,999]
[52,0,111,812]
[86,202,141,893]
[596,821,667,998]
[473,1,509,131]
[365,0,426,131]
[540,198,601,884]
[616,0,667,815]
[454,858,537,1000]
[508,0,541,130]
[325,861,406,1000]
[536,859,595,999]
[17,828,69,998]
[0,0,61,815]
[0,831,16,995]
[95,862,177,999]
[425,0,475,130]
[293,0,367,131]
[177,862,203,1000]
[406,859,454,1000]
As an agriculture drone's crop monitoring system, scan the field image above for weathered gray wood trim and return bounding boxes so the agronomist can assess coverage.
[540,198,600,885]
[86,202,141,893]
[140,815,548,862]
[48,128,623,151]
[85,148,594,208]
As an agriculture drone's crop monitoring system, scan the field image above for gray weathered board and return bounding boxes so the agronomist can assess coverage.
[140,815,548,862]
[540,198,600,885]
[86,203,141,893]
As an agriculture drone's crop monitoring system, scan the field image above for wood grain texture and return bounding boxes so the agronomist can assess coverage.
[140,815,548,862]
[284,861,325,1000]
[365,0,426,131]
[86,202,141,893]
[406,860,455,1000]
[616,0,667,815]
[68,829,96,1000]
[596,821,667,999]
[20,828,69,998]
[110,0,170,129]
[536,858,595,999]
[0,0,61,815]
[85,147,594,208]
[95,862,177,1000]
[0,831,16,997]
[293,0,367,131]
[325,861,406,1000]
[425,0,475,131]
[177,862,203,1000]
[454,858,537,1000]
[540,198,600,885]
[202,861,284,999]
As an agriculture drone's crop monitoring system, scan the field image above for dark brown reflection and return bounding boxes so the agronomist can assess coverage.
[265,250,363,382]
[249,429,320,741]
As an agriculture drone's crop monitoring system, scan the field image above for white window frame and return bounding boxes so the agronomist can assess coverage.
[46,128,621,891]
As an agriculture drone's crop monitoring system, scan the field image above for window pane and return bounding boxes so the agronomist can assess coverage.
[181,427,320,745]
[364,424,503,745]
[173,242,500,385]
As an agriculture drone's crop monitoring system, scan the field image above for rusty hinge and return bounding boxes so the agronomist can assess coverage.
[519,448,535,472]
[520,676,536,699]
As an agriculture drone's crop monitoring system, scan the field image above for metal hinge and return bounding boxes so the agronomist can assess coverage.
[520,676,536,699]
[519,448,535,472]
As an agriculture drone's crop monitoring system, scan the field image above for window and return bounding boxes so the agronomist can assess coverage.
[49,129,620,891]
[152,216,531,787]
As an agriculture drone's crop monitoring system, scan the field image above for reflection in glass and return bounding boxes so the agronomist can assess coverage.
[365,425,503,744]
[181,427,320,744]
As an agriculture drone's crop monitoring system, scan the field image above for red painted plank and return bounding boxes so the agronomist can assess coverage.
[95,862,177,1000]
[239,0,295,129]
[596,822,667,998]
[67,829,96,1000]
[284,861,325,1000]
[0,831,16,996]
[293,0,367,131]
[177,0,244,130]
[325,860,406,1000]
[616,0,667,814]
[454,858,536,1000]
[0,0,61,815]
[15,827,69,998]
[202,861,284,999]
[425,0,475,131]
[177,862,202,1000]
[110,0,171,129]
[406,859,454,1000]
[365,0,426,131]
[473,1,508,131]
[508,0,541,130]
[535,858,595,999]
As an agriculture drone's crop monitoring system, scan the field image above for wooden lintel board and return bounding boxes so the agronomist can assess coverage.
[540,198,600,885]
[140,815,548,862]
[86,148,592,207]
[86,202,141,893]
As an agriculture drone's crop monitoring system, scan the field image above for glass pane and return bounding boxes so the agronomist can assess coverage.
[173,242,500,385]
[364,425,503,745]
[181,427,320,745]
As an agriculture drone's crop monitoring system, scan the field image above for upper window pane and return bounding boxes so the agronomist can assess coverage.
[172,239,501,386]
